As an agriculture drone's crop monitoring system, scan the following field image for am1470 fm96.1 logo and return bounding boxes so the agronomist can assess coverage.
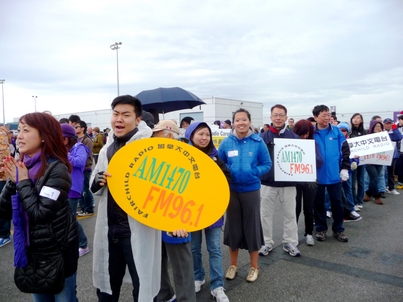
[107,138,230,232]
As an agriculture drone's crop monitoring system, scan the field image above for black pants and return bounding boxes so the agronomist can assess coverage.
[97,235,140,302]
[387,158,398,190]
[296,183,316,236]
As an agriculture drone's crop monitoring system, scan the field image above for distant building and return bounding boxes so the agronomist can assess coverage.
[50,97,265,131]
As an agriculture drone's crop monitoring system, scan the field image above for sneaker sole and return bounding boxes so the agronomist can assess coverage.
[333,234,348,242]
[283,246,301,257]
[0,240,11,247]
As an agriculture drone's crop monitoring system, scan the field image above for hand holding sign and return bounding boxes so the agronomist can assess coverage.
[107,138,230,232]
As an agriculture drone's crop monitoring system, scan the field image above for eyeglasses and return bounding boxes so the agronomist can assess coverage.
[271,114,286,118]
[74,126,81,129]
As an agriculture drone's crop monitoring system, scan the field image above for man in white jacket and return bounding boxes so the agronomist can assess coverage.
[90,95,161,302]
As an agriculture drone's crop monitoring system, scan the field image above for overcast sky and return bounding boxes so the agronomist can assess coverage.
[1,0,402,123]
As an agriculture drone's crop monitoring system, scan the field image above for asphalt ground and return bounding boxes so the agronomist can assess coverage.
[1,190,403,302]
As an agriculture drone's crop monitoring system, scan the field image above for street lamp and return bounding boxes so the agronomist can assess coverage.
[0,79,5,126]
[32,96,37,112]
[110,42,122,96]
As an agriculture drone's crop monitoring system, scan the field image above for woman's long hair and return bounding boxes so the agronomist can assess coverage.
[293,119,314,139]
[19,112,72,177]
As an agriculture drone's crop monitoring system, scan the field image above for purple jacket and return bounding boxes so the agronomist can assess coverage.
[68,142,89,197]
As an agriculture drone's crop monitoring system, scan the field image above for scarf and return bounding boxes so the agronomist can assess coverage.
[23,151,43,184]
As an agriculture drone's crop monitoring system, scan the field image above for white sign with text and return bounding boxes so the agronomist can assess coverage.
[358,142,395,166]
[347,132,393,158]
[274,139,316,182]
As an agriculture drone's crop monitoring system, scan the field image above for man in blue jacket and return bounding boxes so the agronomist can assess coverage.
[259,104,301,257]
[312,105,350,242]
[383,118,402,195]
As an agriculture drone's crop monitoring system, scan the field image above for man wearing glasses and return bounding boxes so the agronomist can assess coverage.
[312,105,350,243]
[259,104,301,257]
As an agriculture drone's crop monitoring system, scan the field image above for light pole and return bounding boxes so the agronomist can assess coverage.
[32,96,37,112]
[110,42,122,96]
[0,79,5,126]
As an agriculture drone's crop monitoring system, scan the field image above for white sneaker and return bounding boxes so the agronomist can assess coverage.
[211,287,229,302]
[306,234,315,246]
[326,211,332,218]
[350,211,361,219]
[388,189,400,195]
[258,245,273,256]
[354,205,361,212]
[194,280,205,293]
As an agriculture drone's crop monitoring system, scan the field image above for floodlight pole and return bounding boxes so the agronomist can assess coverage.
[110,42,122,96]
[32,96,37,112]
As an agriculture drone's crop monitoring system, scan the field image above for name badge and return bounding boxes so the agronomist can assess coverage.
[39,186,61,201]
[228,150,239,157]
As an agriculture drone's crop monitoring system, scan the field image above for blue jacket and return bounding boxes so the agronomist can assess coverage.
[161,231,191,244]
[218,129,271,193]
[387,128,402,158]
[185,122,231,229]
[68,142,89,197]
[314,124,350,185]
[260,125,300,187]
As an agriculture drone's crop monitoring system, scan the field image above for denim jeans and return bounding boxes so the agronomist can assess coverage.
[32,272,77,302]
[314,183,344,233]
[324,189,330,212]
[364,166,386,193]
[97,235,140,302]
[351,165,365,205]
[191,227,224,291]
[68,198,88,248]
[342,177,355,212]
[81,170,94,213]
[366,165,383,198]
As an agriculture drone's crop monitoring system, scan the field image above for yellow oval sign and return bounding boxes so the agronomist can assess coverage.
[107,137,230,232]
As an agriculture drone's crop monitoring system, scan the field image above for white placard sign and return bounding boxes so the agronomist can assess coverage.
[274,138,316,182]
[358,142,395,166]
[347,132,393,158]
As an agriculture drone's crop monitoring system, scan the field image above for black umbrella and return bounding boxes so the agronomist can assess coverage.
[135,87,205,114]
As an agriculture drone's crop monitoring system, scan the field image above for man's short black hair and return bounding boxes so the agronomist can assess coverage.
[111,95,143,118]
[399,115,403,120]
[69,114,81,124]
[371,115,382,121]
[78,120,87,134]
[271,104,287,115]
[59,118,69,124]
[312,105,329,117]
[307,117,315,122]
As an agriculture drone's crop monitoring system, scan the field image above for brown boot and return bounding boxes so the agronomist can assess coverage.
[375,198,383,205]
[363,194,372,202]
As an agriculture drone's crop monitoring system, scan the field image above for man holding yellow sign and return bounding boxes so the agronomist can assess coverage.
[90,95,161,302]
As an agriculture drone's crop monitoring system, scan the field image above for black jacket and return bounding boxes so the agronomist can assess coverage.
[260,125,300,187]
[0,160,78,277]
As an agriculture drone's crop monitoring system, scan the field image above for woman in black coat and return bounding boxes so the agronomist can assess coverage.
[0,112,78,301]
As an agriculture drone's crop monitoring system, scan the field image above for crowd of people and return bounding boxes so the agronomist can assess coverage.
[0,96,402,302]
